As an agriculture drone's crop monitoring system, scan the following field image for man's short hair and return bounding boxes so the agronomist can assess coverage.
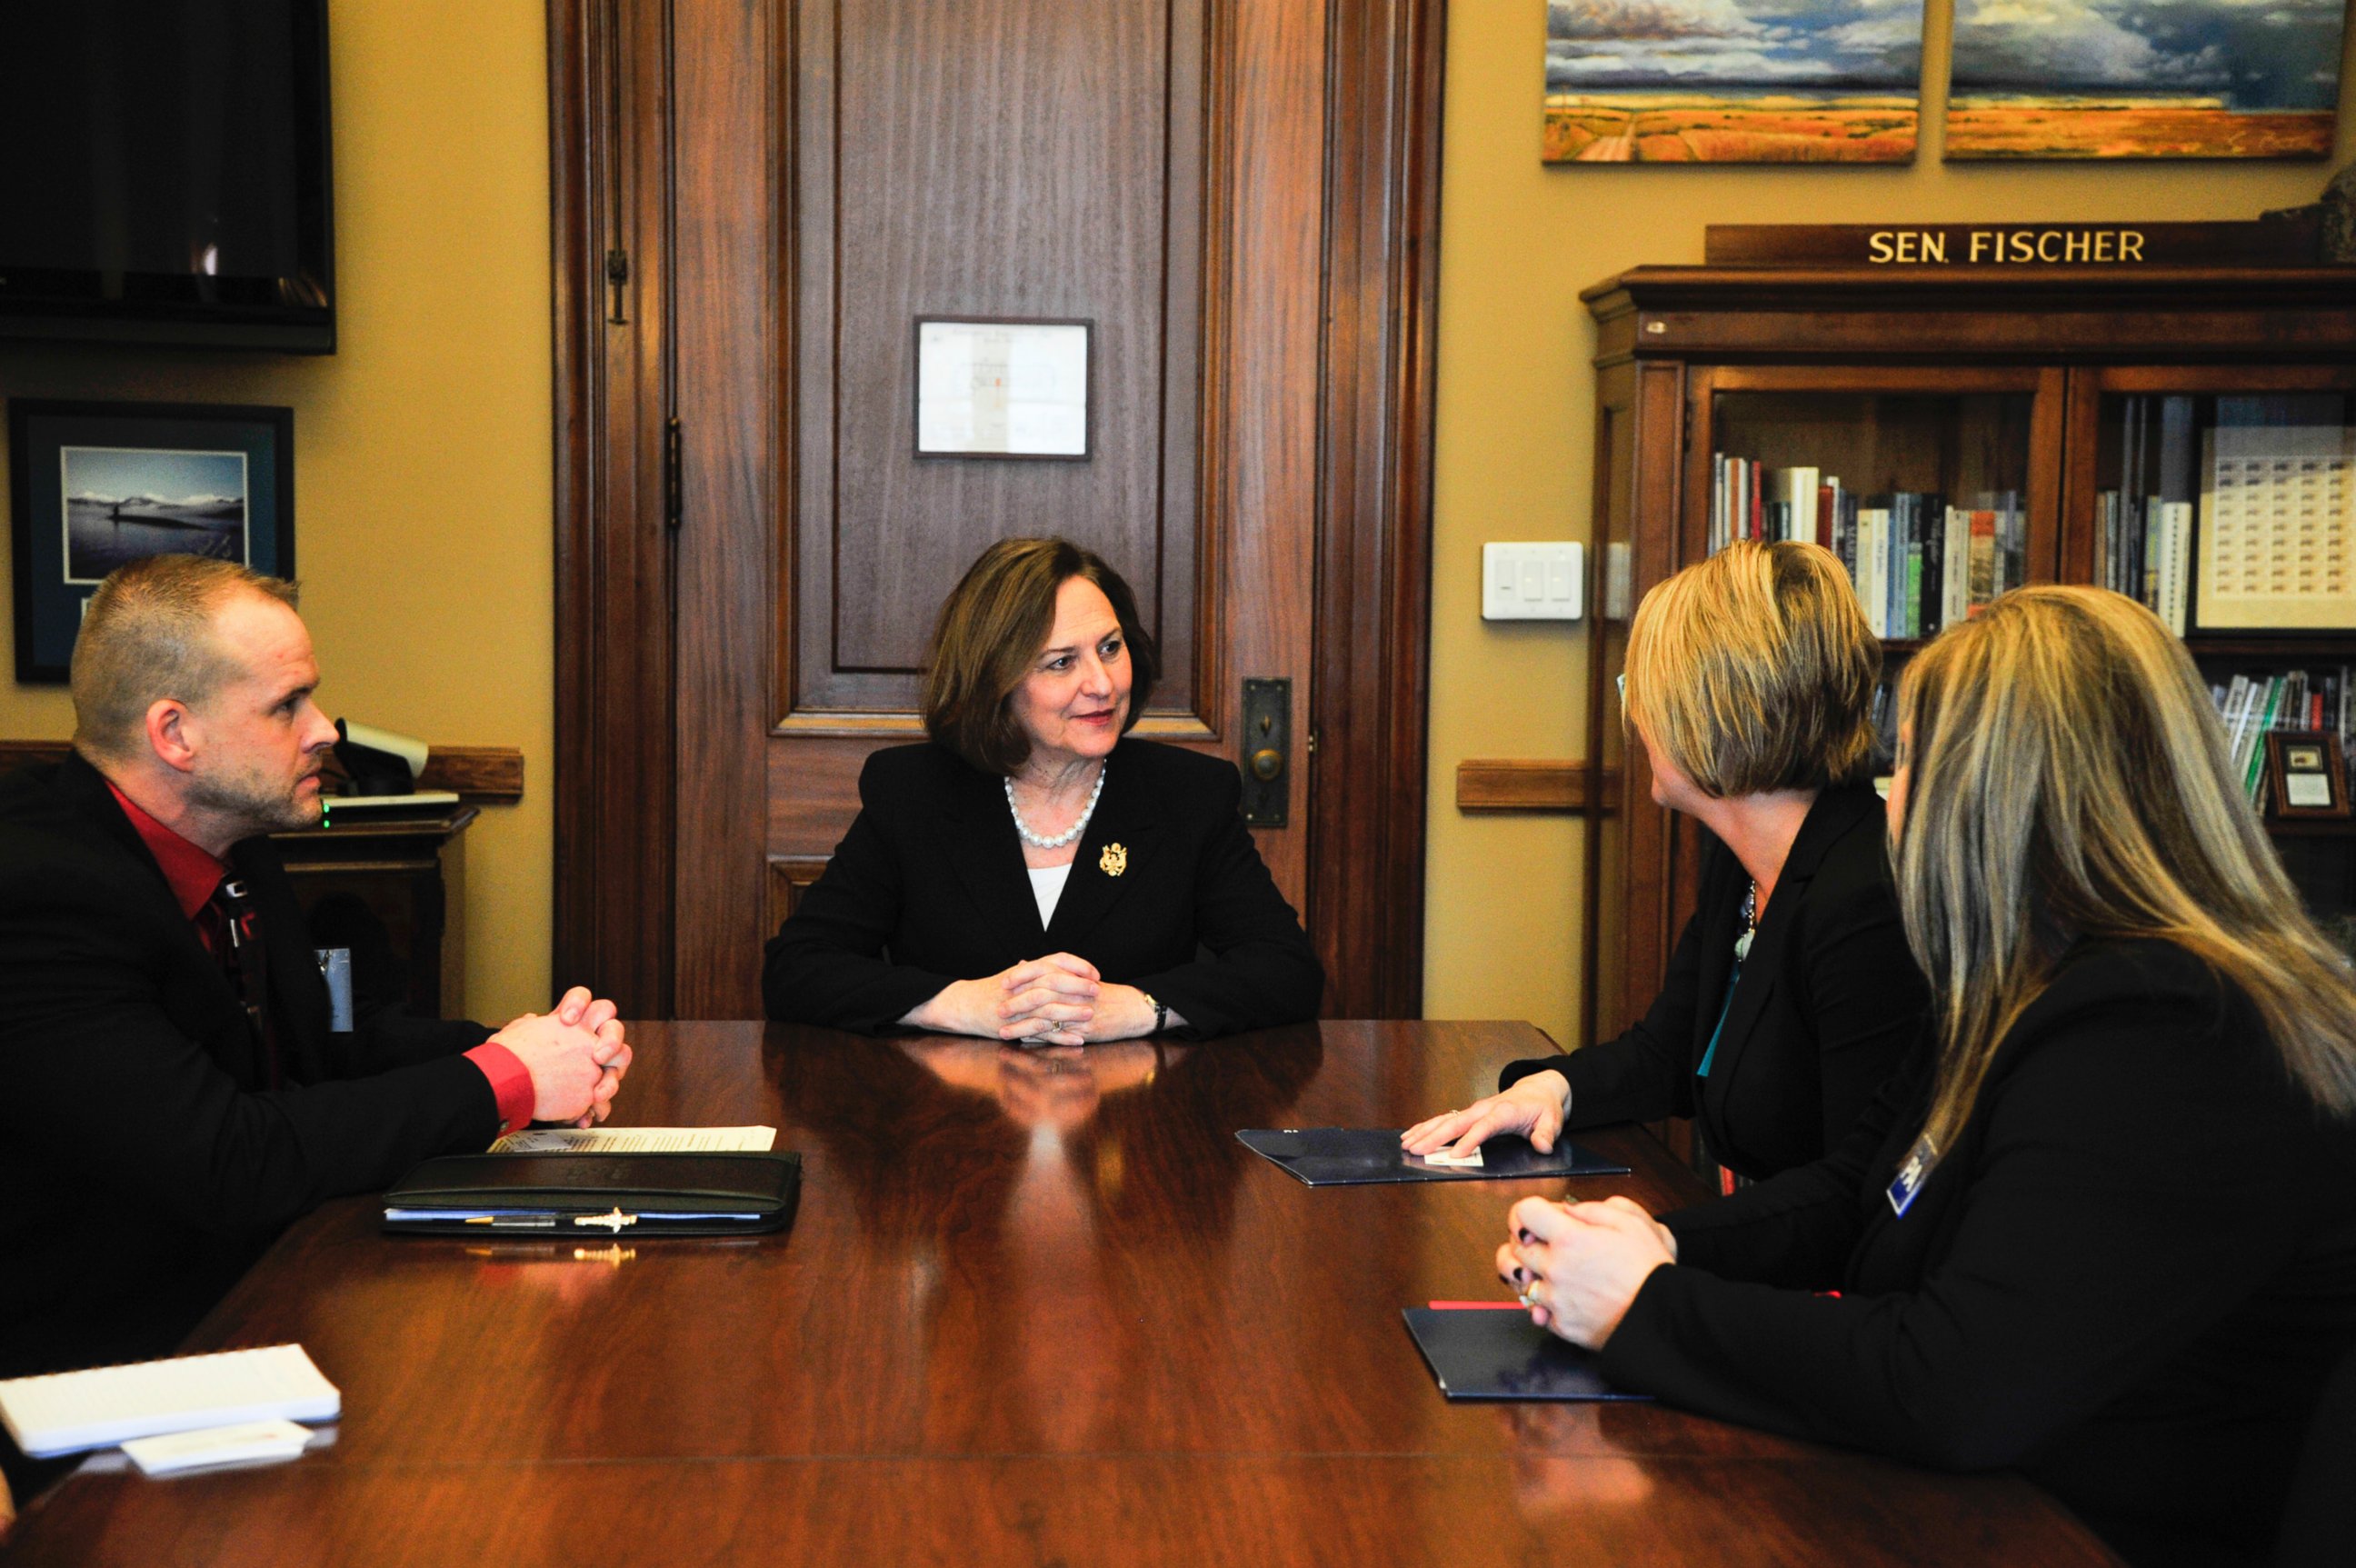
[70,555,301,763]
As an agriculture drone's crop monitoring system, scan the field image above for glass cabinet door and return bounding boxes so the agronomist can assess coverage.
[1695,368,2061,649]
[2076,370,2356,948]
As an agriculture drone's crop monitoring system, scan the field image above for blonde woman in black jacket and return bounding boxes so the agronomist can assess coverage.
[1408,540,1927,1179]
[1496,587,2356,1568]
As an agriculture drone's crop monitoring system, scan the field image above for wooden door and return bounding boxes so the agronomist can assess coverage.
[552,0,1443,1021]
[748,0,1319,961]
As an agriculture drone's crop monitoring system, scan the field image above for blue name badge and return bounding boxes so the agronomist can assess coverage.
[1886,1133,1940,1218]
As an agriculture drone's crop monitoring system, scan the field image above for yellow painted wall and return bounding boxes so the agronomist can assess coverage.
[0,2,554,1023]
[5,2,2350,1040]
[1423,0,2356,1046]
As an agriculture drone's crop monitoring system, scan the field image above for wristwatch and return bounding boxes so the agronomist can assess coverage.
[1143,991,1168,1035]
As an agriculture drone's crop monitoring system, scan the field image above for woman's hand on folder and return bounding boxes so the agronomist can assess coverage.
[1402,1071,1571,1160]
[492,986,633,1126]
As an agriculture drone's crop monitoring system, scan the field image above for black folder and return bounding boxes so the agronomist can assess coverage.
[383,1151,802,1236]
[1401,1307,1651,1402]
[1235,1127,1630,1186]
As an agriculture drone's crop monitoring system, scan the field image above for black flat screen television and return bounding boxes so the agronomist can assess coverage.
[0,0,334,353]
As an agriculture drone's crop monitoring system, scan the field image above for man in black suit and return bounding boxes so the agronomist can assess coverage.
[0,554,631,1500]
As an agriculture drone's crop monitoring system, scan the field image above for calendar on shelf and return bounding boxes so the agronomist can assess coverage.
[2195,425,2356,631]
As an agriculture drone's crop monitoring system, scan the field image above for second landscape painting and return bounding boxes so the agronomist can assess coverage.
[1947,0,2347,159]
[1542,0,1927,163]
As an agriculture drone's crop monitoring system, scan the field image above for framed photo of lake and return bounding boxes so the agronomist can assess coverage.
[8,400,294,683]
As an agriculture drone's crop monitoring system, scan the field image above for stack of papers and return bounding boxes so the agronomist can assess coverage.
[0,1344,339,1459]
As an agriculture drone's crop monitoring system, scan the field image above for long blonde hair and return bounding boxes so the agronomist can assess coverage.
[1896,586,2356,1153]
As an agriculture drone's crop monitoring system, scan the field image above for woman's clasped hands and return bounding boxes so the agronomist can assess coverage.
[1496,1193,1680,1349]
[912,954,1157,1046]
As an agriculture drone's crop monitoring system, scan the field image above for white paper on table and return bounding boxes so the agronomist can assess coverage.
[488,1125,778,1154]
[1418,1147,1485,1168]
[122,1419,313,1476]
[0,1344,339,1458]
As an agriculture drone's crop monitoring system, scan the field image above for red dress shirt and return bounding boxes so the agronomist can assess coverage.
[105,781,534,1136]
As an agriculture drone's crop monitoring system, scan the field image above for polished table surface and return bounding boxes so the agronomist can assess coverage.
[3,1022,2117,1566]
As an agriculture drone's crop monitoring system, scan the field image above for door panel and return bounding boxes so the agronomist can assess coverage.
[784,0,1205,717]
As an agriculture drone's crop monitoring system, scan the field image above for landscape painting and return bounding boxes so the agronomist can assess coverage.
[1542,0,1927,164]
[1947,0,2346,159]
[61,446,249,584]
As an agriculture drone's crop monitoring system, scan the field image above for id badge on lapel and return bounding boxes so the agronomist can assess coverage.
[1886,1133,1940,1218]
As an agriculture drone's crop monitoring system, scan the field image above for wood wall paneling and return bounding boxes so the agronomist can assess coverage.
[0,741,527,804]
[1453,760,1619,814]
[764,854,832,934]
[665,0,781,1015]
[550,0,678,1014]
[1308,0,1443,1018]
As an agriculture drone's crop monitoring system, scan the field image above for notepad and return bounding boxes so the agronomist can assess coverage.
[0,1344,341,1458]
[490,1124,777,1154]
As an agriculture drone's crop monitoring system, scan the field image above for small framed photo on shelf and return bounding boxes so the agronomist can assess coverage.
[2266,731,2351,820]
[8,400,294,684]
[913,316,1092,460]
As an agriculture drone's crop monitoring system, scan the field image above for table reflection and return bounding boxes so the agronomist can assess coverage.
[774,1029,1322,1449]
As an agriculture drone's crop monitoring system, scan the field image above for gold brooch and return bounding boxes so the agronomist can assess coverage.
[1100,843,1129,877]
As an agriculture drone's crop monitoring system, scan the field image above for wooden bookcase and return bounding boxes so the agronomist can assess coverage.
[1577,265,2356,1053]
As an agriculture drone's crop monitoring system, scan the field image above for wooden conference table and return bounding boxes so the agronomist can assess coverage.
[3,1022,2117,1566]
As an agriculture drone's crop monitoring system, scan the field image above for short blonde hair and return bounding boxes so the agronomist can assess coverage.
[1896,585,2356,1153]
[70,555,299,764]
[1622,540,1879,797]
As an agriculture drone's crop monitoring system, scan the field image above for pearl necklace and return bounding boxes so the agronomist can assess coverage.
[1006,764,1106,850]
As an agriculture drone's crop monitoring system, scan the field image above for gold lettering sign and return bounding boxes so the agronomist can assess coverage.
[1707,221,2308,269]
[1871,227,2147,266]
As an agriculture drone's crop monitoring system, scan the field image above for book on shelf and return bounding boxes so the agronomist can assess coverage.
[2212,667,2355,806]
[1709,457,2022,639]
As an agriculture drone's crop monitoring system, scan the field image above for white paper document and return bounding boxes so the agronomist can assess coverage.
[489,1125,778,1154]
[0,1344,340,1458]
[1418,1148,1486,1168]
[122,1418,314,1476]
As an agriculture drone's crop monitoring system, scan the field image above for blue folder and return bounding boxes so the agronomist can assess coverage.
[1235,1126,1630,1186]
[1402,1306,1652,1403]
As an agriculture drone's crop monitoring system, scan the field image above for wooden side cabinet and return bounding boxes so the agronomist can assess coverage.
[1578,264,2356,1053]
[272,806,478,1022]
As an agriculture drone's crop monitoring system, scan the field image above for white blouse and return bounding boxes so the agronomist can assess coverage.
[1026,862,1073,926]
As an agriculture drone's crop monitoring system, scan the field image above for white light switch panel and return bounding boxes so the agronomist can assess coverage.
[1482,542,1584,621]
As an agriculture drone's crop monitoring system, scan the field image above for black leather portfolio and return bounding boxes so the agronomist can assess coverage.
[1235,1127,1630,1185]
[382,1151,803,1236]
[1401,1307,1651,1403]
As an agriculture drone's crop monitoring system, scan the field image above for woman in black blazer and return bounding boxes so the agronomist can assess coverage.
[1407,541,1927,1179]
[1495,587,2356,1567]
[764,537,1321,1041]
